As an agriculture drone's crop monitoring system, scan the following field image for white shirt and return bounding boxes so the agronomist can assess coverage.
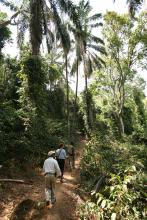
[56,148,66,159]
[43,157,61,177]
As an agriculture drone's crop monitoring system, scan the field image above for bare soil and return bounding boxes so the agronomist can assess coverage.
[0,140,85,220]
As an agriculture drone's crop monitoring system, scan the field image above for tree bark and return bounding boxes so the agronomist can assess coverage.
[65,54,70,139]
[83,55,91,134]
[118,113,125,135]
[73,59,79,130]
[30,0,42,55]
[75,59,79,107]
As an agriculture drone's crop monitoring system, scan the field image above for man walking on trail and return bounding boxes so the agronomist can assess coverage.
[56,143,67,183]
[68,141,75,169]
[43,150,61,209]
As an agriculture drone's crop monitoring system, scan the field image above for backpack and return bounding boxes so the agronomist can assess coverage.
[55,149,62,160]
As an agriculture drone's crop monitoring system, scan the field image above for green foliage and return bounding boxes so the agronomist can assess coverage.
[0,52,71,165]
[81,135,115,184]
[122,106,133,135]
[79,171,146,219]
[0,58,22,162]
[21,55,48,114]
[0,102,20,162]
[0,11,11,55]
[79,135,147,219]
[89,11,147,138]
[0,57,20,103]
[80,89,96,135]
[47,88,65,119]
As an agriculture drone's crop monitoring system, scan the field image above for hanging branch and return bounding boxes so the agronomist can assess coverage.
[0,179,33,184]
[0,11,20,28]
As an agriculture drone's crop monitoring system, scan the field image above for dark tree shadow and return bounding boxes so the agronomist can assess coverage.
[10,199,45,220]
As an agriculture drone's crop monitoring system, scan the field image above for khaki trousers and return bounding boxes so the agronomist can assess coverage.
[45,175,56,203]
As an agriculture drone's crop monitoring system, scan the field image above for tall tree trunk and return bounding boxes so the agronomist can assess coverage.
[28,0,46,117]
[30,0,42,55]
[65,54,70,139]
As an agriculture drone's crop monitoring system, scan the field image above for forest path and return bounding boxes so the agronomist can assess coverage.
[0,139,86,220]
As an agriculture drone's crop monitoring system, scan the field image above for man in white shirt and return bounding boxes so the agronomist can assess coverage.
[43,150,61,209]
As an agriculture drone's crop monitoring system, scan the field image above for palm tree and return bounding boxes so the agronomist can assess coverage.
[49,1,71,134]
[114,0,144,16]
[44,48,64,89]
[71,0,106,131]
[126,0,144,14]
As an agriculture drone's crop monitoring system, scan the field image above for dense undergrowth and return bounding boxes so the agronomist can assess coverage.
[79,133,147,220]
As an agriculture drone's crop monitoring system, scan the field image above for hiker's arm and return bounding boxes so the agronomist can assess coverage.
[42,163,46,175]
[54,161,61,177]
[64,149,67,158]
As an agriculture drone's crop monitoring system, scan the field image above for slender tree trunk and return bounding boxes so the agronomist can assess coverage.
[84,72,88,93]
[72,59,79,133]
[65,54,70,139]
[115,110,124,137]
[120,114,124,134]
[82,44,93,134]
[118,79,125,136]
[83,57,91,135]
[75,59,79,106]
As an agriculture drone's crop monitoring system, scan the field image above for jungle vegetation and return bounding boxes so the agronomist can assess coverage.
[0,0,147,219]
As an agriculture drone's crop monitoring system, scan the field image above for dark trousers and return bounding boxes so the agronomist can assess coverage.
[57,159,65,178]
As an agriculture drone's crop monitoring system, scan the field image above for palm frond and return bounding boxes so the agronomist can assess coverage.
[83,0,90,10]
[87,13,102,22]
[0,0,18,11]
[114,0,143,15]
[50,0,70,54]
[57,0,81,27]
[90,52,105,68]
[79,0,91,14]
[88,22,103,28]
[70,57,77,76]
[87,44,107,55]
[42,1,55,52]
[127,0,143,15]
[90,35,104,45]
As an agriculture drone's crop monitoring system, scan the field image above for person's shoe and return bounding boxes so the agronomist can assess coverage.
[46,201,52,209]
[52,198,56,204]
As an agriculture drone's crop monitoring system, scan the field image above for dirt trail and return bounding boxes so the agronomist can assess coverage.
[0,139,85,220]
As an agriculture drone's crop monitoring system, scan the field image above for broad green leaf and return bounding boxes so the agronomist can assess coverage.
[111,213,116,220]
[101,199,106,208]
